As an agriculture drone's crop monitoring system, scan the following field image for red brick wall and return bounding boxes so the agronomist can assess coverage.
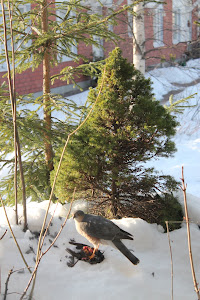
[104,0,133,63]
[0,59,90,95]
[0,0,198,95]
[144,1,198,67]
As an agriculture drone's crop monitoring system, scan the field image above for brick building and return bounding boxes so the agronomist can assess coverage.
[0,0,199,96]
[144,0,199,67]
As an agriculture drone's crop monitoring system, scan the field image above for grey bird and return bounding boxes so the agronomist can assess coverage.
[73,210,139,265]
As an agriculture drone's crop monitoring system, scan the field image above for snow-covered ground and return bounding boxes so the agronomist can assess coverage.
[0,59,200,299]
[146,60,200,197]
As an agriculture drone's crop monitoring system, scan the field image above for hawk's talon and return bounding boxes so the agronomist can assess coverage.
[88,251,96,260]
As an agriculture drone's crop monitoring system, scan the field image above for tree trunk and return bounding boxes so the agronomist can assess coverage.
[133,3,145,74]
[41,0,54,187]
[111,168,118,217]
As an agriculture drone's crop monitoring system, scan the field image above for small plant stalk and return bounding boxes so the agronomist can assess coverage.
[165,221,174,300]
[0,195,31,273]
[29,67,107,299]
[181,166,200,299]
[22,189,75,300]
[1,0,27,230]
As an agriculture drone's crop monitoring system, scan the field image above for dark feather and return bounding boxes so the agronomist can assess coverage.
[112,239,139,265]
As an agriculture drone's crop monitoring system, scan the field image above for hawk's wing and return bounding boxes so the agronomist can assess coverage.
[80,214,132,241]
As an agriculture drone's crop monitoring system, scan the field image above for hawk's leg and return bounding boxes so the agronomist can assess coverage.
[89,245,99,260]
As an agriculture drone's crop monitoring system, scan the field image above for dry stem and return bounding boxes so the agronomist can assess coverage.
[181,166,200,299]
[20,189,75,300]
[30,65,107,298]
[1,0,27,229]
[0,195,31,274]
[0,229,7,240]
[165,221,174,300]
[3,268,14,300]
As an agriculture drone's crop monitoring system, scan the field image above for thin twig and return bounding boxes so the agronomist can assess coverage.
[42,188,75,255]
[28,66,106,299]
[34,64,107,272]
[165,221,174,300]
[39,202,59,251]
[21,189,75,300]
[3,268,14,300]
[20,255,42,300]
[0,229,7,240]
[1,0,27,230]
[1,0,18,225]
[0,195,31,274]
[165,220,200,224]
[181,166,200,299]
[7,0,18,226]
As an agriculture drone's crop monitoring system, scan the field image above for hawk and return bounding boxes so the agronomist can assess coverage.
[73,210,139,265]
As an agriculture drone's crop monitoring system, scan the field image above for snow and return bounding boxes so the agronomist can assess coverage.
[146,58,200,101]
[1,59,200,299]
[145,60,200,198]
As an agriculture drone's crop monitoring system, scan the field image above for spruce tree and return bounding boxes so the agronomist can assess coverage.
[0,0,134,203]
[53,47,179,219]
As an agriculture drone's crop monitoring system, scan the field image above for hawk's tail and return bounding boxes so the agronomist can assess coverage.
[112,240,140,265]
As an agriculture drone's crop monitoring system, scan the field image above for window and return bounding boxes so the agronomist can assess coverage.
[173,9,192,44]
[92,35,104,61]
[92,6,104,61]
[153,8,164,47]
[184,12,192,42]
[172,9,181,44]
[56,1,77,62]
[0,3,31,72]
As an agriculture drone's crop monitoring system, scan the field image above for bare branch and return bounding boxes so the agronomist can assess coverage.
[3,268,14,300]
[42,188,75,256]
[181,166,200,299]
[0,194,31,274]
[165,221,174,300]
[21,188,75,300]
[1,0,27,230]
[28,66,107,299]
[0,229,7,240]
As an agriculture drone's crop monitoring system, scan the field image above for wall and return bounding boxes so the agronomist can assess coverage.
[0,0,198,95]
[144,0,198,68]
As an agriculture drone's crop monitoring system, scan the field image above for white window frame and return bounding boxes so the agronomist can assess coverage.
[153,8,164,48]
[56,1,77,63]
[183,11,192,42]
[0,3,31,72]
[172,0,194,44]
[92,6,104,61]
[92,35,104,61]
[172,9,181,44]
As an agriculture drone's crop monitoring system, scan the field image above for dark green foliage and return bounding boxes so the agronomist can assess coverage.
[0,0,133,83]
[0,84,78,203]
[158,194,183,231]
[53,47,181,224]
[0,0,135,204]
